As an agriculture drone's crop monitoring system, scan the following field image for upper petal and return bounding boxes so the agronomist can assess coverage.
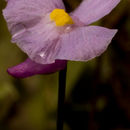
[56,26,117,61]
[7,58,67,78]
[3,0,65,34]
[71,0,120,25]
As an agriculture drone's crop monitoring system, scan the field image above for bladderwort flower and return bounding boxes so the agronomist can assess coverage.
[3,0,120,78]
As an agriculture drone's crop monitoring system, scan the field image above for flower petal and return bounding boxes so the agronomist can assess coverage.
[12,20,61,64]
[3,0,65,65]
[3,0,65,35]
[7,58,67,78]
[71,0,120,25]
[56,26,117,61]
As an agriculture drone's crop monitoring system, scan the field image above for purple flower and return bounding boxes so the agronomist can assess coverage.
[3,0,120,78]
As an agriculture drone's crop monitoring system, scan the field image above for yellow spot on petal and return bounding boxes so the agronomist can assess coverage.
[50,9,74,26]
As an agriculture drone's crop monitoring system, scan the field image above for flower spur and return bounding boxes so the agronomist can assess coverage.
[3,0,120,78]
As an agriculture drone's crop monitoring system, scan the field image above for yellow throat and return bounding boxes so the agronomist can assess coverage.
[50,9,74,26]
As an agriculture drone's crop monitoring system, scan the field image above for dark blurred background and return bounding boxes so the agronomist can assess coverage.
[0,0,130,130]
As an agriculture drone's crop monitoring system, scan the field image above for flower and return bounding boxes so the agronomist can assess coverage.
[3,0,120,78]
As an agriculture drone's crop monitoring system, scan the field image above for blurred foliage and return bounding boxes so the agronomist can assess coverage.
[0,0,130,130]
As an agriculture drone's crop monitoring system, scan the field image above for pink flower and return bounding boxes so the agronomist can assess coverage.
[3,0,120,78]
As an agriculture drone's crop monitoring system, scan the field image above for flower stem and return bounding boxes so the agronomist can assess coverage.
[57,66,67,130]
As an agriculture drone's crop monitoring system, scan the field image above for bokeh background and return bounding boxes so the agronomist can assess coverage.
[0,0,130,129]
